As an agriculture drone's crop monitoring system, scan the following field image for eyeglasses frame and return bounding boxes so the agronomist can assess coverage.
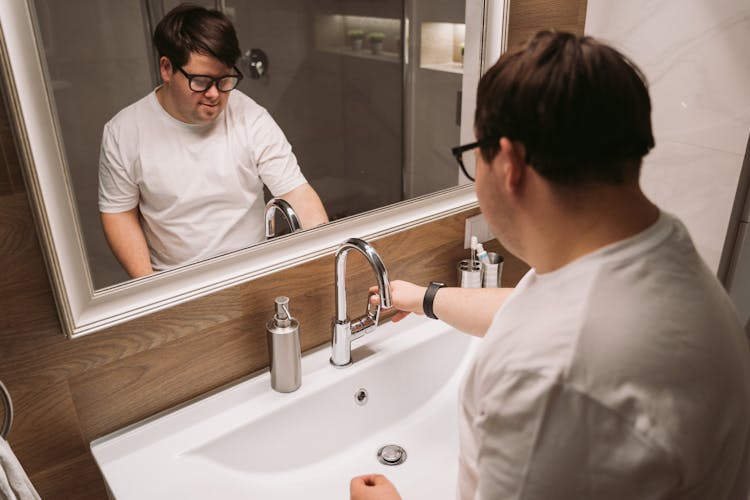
[450,136,500,182]
[176,65,244,93]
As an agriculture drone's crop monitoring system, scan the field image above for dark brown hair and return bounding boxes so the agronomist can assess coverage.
[475,30,655,185]
[153,4,240,69]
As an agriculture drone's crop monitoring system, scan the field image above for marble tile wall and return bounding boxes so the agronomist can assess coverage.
[585,0,750,271]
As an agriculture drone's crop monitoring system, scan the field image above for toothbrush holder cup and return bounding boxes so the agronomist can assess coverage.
[458,259,483,288]
[481,253,504,288]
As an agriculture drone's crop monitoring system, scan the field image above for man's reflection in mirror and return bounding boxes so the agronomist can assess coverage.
[98,4,328,278]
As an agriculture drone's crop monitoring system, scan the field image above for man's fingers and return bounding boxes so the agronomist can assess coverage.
[357,474,387,486]
[369,291,395,310]
[351,474,386,490]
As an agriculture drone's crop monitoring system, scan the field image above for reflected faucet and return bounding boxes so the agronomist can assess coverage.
[331,238,392,367]
[265,198,301,239]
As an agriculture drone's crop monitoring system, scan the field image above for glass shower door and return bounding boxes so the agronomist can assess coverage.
[210,0,406,221]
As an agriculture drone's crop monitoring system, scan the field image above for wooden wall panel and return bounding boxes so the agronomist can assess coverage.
[508,0,588,48]
[0,81,23,195]
[0,2,585,498]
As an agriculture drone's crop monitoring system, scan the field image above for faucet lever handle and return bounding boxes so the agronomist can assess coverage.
[366,291,381,325]
[350,292,381,340]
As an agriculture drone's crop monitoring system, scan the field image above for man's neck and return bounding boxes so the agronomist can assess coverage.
[522,183,660,274]
[155,85,179,121]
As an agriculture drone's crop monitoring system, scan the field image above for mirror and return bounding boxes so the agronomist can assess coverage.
[0,0,507,336]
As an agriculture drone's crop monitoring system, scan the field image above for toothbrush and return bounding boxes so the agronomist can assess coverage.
[470,236,478,268]
[476,243,490,264]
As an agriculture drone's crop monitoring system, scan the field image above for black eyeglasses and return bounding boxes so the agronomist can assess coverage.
[176,66,244,93]
[451,136,499,182]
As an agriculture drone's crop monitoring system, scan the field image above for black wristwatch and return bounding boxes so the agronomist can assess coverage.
[423,281,446,320]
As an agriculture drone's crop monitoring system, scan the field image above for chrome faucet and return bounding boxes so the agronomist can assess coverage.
[265,198,301,239]
[331,238,392,367]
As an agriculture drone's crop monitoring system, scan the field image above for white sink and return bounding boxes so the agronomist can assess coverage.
[91,314,479,499]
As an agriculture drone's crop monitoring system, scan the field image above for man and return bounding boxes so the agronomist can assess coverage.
[351,31,750,499]
[98,4,328,278]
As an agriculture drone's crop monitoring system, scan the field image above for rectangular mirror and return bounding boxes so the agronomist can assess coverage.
[0,0,508,337]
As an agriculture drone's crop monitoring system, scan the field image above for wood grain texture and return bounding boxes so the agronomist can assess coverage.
[0,78,25,195]
[29,453,104,500]
[7,380,88,474]
[0,2,584,497]
[508,0,588,48]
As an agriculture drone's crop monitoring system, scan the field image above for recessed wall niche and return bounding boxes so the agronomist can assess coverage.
[315,14,402,63]
[420,22,466,74]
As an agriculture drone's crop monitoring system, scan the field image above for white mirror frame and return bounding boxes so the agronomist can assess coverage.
[0,0,507,338]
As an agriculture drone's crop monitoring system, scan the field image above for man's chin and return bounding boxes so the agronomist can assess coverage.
[198,101,222,116]
[194,109,219,124]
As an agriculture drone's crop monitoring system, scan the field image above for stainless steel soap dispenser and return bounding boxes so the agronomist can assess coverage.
[266,296,301,392]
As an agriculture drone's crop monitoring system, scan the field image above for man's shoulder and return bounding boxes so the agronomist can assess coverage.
[225,91,272,126]
[483,211,744,387]
[227,90,265,114]
[105,91,155,132]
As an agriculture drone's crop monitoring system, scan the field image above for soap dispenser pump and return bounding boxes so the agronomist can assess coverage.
[266,296,301,393]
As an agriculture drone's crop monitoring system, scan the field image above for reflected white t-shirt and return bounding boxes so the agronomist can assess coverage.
[98,89,307,270]
[459,213,750,499]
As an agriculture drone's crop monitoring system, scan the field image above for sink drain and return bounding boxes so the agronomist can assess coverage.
[377,444,407,466]
[354,388,368,406]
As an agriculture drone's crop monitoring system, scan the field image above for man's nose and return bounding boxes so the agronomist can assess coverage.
[204,83,220,99]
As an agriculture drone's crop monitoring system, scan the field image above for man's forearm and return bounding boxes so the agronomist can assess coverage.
[100,210,154,279]
[432,287,514,337]
[279,183,329,229]
[379,280,513,337]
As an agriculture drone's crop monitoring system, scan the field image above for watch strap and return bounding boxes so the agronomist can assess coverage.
[423,281,446,320]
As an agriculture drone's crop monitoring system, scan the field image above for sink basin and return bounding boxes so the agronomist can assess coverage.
[91,314,479,499]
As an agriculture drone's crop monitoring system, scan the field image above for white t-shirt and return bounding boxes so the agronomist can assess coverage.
[98,89,307,270]
[459,212,750,500]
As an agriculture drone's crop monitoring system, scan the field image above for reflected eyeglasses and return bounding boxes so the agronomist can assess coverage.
[177,66,244,93]
[450,137,500,182]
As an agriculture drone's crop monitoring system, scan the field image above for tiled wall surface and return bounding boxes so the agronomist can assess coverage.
[0,1,585,497]
[585,0,750,271]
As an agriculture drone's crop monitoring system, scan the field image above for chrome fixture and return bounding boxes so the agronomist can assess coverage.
[331,238,392,367]
[265,198,301,239]
[377,444,407,466]
[1,380,13,439]
[242,48,269,79]
[266,296,302,393]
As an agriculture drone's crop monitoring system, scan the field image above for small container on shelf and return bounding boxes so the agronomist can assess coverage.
[368,32,386,55]
[348,29,364,51]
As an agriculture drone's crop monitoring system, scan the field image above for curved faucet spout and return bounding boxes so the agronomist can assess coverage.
[265,198,301,239]
[331,238,392,367]
[335,238,392,322]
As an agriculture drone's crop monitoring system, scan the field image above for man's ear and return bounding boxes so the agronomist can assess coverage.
[500,137,527,195]
[159,56,173,84]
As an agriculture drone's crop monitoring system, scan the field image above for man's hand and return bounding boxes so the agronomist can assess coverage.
[350,474,402,500]
[370,280,428,322]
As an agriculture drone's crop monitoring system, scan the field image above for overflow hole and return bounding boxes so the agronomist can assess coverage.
[354,388,368,406]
